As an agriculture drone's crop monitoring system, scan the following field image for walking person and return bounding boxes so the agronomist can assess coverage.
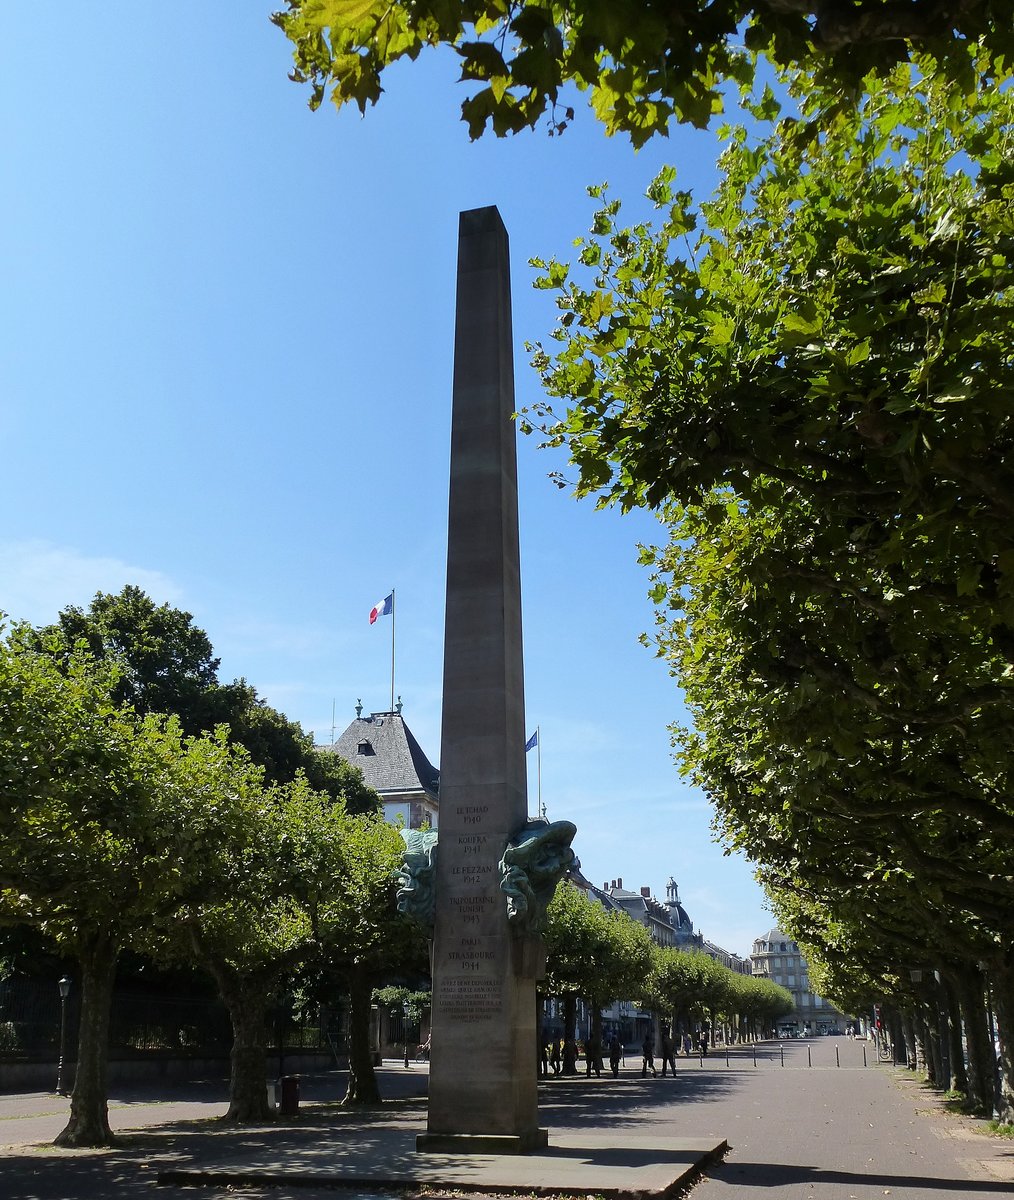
[641,1032,657,1077]
[550,1038,561,1075]
[584,1032,602,1077]
[659,1029,677,1076]
[608,1034,622,1078]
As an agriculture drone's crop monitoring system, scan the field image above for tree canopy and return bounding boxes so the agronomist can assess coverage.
[526,58,1014,1115]
[272,0,1013,143]
[0,622,264,1144]
[35,587,378,813]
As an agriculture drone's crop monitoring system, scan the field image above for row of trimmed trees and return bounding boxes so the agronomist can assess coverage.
[543,882,792,1071]
[526,60,1014,1123]
[0,593,426,1146]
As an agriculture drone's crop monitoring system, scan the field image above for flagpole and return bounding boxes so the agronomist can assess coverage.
[390,588,396,712]
[537,726,544,819]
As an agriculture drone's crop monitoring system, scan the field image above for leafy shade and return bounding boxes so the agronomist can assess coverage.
[272,0,1012,143]
[36,587,379,813]
[530,60,1014,1116]
[0,624,264,1145]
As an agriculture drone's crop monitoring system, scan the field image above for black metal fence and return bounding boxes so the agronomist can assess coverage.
[0,977,337,1062]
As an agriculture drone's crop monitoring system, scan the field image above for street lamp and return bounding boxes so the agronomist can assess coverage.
[403,1000,411,1069]
[56,976,72,1096]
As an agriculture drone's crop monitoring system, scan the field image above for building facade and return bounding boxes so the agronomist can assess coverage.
[321,703,440,830]
[751,928,849,1035]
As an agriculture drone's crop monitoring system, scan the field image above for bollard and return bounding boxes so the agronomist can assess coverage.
[780,1045,784,1067]
[726,1047,730,1067]
[807,1045,812,1068]
[699,1051,704,1068]
[836,1046,840,1068]
[863,1046,867,1067]
[753,1044,757,1068]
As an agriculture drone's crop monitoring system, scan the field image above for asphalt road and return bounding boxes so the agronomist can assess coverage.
[0,1039,1010,1199]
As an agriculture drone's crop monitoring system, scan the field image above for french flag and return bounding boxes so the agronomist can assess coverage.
[369,592,394,625]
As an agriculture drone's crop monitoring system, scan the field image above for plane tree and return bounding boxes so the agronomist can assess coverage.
[35,587,377,812]
[543,880,654,1070]
[0,623,263,1146]
[162,775,401,1120]
[271,0,1012,143]
[526,62,1014,1116]
[725,971,794,1041]
[321,812,426,1105]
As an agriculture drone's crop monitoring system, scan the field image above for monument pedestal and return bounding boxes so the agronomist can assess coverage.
[417,1130,549,1155]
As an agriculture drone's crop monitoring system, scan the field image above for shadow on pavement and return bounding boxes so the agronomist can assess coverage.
[711,1159,1014,1193]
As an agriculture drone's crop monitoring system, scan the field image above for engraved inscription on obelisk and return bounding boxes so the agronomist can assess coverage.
[419,206,545,1153]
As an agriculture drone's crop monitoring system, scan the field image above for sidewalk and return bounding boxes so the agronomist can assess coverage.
[0,1041,1011,1199]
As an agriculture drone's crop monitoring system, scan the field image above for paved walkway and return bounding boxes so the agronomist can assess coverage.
[0,1040,1010,1199]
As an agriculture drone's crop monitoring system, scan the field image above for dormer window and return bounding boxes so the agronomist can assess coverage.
[357,739,375,756]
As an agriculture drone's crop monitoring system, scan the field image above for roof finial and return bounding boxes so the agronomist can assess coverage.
[395,695,403,714]
[355,698,363,718]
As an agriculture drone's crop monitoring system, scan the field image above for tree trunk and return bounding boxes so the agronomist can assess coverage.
[900,1010,917,1071]
[343,967,381,1105]
[913,1012,928,1075]
[925,1005,941,1086]
[991,954,1014,1125]
[217,975,273,1123]
[562,993,578,1074]
[590,1005,605,1073]
[943,976,966,1097]
[55,932,118,1147]
[955,966,993,1115]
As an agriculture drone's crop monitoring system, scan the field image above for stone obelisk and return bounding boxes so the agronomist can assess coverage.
[419,207,545,1153]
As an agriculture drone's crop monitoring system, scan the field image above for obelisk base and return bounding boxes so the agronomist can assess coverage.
[417,1130,549,1155]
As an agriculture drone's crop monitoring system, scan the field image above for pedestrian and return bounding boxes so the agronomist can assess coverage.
[608,1034,622,1078]
[700,1031,709,1058]
[683,1032,692,1056]
[539,1033,550,1078]
[659,1029,677,1076]
[641,1032,657,1078]
[584,1032,602,1077]
[550,1038,561,1075]
[564,1037,578,1074]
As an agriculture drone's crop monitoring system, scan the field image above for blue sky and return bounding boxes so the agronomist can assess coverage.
[1,5,772,957]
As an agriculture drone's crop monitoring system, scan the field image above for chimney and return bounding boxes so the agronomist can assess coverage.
[641,886,651,898]
[616,877,622,889]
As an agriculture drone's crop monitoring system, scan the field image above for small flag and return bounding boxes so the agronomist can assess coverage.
[525,730,539,752]
[369,593,394,625]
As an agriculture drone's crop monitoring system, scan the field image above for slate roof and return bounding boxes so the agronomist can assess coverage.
[323,711,439,801]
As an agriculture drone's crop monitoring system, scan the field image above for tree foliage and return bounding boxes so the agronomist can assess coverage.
[168,776,404,1120]
[529,58,1014,1116]
[0,623,263,1145]
[272,0,1012,143]
[36,587,378,813]
[544,880,653,1008]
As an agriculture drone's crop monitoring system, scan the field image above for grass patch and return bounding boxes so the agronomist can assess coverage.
[986,1120,1014,1139]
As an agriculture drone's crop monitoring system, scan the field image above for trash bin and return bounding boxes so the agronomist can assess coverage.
[279,1074,300,1115]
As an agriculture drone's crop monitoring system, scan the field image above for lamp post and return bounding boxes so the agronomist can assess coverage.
[56,976,72,1096]
[403,1000,411,1069]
